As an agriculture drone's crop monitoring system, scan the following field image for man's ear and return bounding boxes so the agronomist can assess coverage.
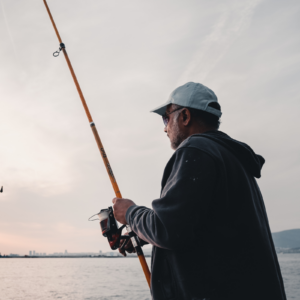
[182,109,191,125]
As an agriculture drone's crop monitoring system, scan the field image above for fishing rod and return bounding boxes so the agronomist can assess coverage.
[42,0,151,287]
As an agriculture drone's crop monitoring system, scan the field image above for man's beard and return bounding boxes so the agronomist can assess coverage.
[170,117,186,150]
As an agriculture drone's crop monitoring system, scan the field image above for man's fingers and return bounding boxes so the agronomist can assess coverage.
[112,197,123,204]
[118,247,126,257]
[112,198,135,225]
[119,237,136,254]
[126,248,136,254]
[124,242,136,253]
[124,243,135,251]
[120,239,128,249]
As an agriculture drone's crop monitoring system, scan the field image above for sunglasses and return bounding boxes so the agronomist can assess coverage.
[162,107,184,126]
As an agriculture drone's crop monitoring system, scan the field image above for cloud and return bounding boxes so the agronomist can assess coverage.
[0,0,17,58]
[178,0,263,85]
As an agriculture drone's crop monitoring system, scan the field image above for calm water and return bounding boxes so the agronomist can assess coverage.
[277,254,300,300]
[0,254,299,299]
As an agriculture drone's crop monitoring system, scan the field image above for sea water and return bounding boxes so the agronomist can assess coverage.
[277,253,300,299]
[0,254,299,300]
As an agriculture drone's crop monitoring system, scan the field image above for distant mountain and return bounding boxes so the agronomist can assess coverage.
[272,229,300,248]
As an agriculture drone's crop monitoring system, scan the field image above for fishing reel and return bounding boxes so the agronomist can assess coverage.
[90,206,130,250]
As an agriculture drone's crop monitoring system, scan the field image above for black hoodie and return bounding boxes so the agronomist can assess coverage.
[126,131,286,300]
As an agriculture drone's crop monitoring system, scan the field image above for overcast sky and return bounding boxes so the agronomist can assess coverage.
[0,0,299,255]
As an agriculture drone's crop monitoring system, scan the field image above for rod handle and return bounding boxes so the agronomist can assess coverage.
[138,254,151,287]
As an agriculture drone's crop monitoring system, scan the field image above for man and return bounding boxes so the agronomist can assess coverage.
[113,82,286,300]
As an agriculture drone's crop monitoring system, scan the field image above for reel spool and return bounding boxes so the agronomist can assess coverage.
[89,206,130,250]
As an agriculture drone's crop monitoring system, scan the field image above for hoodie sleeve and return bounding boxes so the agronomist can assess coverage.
[126,147,216,250]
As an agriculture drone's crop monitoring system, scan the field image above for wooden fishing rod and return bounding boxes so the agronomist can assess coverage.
[42,0,151,287]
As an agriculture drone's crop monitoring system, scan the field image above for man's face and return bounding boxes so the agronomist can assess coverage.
[164,105,186,150]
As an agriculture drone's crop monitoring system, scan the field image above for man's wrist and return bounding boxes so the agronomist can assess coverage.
[125,204,138,225]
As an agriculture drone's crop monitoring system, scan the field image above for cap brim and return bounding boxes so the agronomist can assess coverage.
[150,100,171,116]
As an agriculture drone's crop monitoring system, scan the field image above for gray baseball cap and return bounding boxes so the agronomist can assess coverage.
[151,82,222,117]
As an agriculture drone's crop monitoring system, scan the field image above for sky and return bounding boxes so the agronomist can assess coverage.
[0,0,299,255]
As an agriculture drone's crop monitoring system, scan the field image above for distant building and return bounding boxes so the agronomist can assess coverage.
[65,250,68,255]
[33,250,35,255]
[104,252,118,257]
[43,253,46,256]
[29,251,32,256]
[99,250,102,254]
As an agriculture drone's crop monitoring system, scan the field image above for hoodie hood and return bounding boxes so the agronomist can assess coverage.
[193,131,265,178]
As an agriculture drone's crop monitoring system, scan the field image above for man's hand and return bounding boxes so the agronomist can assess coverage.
[112,198,135,224]
[118,232,136,257]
